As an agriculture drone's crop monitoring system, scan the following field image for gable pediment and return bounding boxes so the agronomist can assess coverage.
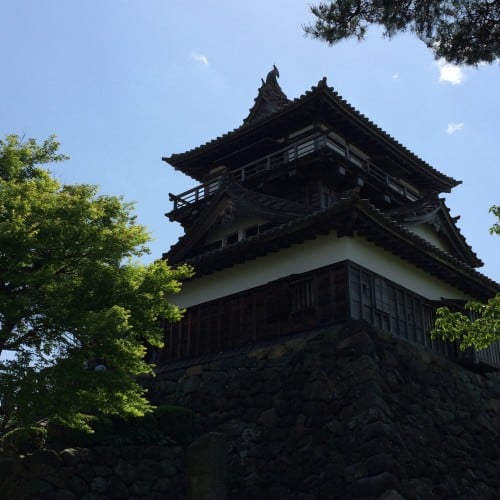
[391,199,482,268]
[167,179,311,264]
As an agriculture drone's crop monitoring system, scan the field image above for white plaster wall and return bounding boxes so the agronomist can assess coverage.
[403,222,451,253]
[341,236,470,300]
[174,231,471,308]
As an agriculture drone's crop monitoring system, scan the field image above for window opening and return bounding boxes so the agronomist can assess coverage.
[245,225,258,238]
[290,278,315,314]
[226,232,239,245]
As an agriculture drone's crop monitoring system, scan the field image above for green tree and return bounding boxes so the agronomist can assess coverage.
[0,135,192,432]
[305,1,500,66]
[431,206,500,350]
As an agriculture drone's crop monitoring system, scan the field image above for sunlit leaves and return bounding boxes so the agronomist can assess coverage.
[0,135,192,431]
[430,206,500,350]
[431,294,500,350]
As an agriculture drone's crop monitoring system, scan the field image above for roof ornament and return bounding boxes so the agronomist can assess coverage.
[263,64,279,87]
[243,65,290,125]
[317,76,328,88]
[260,64,287,101]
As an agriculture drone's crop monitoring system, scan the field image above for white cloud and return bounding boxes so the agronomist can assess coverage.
[190,51,209,66]
[447,122,464,135]
[392,73,399,80]
[436,59,464,85]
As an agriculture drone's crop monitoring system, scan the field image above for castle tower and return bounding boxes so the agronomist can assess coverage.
[159,68,499,369]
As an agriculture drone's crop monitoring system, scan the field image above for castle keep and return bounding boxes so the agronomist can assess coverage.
[159,67,500,369]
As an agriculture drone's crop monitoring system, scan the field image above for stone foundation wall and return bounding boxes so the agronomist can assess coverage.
[153,321,500,499]
[2,321,499,499]
[0,445,185,500]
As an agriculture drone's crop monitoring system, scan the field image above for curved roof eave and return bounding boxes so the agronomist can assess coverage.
[163,78,460,189]
[171,197,498,299]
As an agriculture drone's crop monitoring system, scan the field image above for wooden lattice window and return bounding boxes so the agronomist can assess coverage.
[290,278,315,314]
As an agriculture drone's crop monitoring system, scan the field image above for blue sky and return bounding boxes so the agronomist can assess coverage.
[2,1,499,282]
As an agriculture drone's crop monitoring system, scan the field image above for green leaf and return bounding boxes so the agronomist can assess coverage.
[0,134,192,432]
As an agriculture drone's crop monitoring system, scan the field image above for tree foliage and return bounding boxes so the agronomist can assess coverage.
[305,1,500,66]
[0,135,192,432]
[431,206,500,350]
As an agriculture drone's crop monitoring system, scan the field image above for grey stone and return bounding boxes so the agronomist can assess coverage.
[43,470,67,489]
[258,408,277,428]
[344,462,366,482]
[361,421,393,441]
[303,380,333,401]
[344,368,381,389]
[182,375,201,394]
[75,463,94,482]
[303,401,326,417]
[68,474,87,496]
[25,449,61,473]
[152,477,171,492]
[336,331,375,354]
[148,493,168,500]
[93,465,112,477]
[136,458,163,481]
[55,490,77,500]
[406,478,434,499]
[268,486,291,498]
[355,392,391,414]
[347,407,392,430]
[131,480,151,495]
[106,477,129,499]
[377,489,407,500]
[142,446,166,460]
[186,364,204,376]
[93,447,117,465]
[26,479,55,499]
[365,454,404,476]
[119,446,143,464]
[162,462,179,478]
[352,472,400,497]
[82,494,106,500]
[91,477,107,494]
[114,461,136,484]
[60,448,80,466]
[78,448,93,463]
[0,456,23,477]
[267,344,286,359]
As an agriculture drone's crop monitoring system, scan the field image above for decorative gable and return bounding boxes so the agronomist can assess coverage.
[166,172,311,263]
[390,198,482,267]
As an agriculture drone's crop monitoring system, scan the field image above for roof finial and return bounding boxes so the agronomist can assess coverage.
[318,76,328,88]
[266,64,280,86]
[244,65,289,125]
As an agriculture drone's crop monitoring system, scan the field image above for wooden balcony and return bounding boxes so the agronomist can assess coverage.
[168,132,421,212]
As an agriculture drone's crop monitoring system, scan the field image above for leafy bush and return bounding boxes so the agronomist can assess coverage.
[43,405,198,448]
[153,405,198,445]
[46,416,114,450]
[0,426,47,455]
[107,413,160,446]
[102,405,198,446]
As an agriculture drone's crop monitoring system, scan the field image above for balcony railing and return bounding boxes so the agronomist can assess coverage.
[169,132,420,211]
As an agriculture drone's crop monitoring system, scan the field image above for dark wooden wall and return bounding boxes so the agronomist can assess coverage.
[157,260,500,371]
